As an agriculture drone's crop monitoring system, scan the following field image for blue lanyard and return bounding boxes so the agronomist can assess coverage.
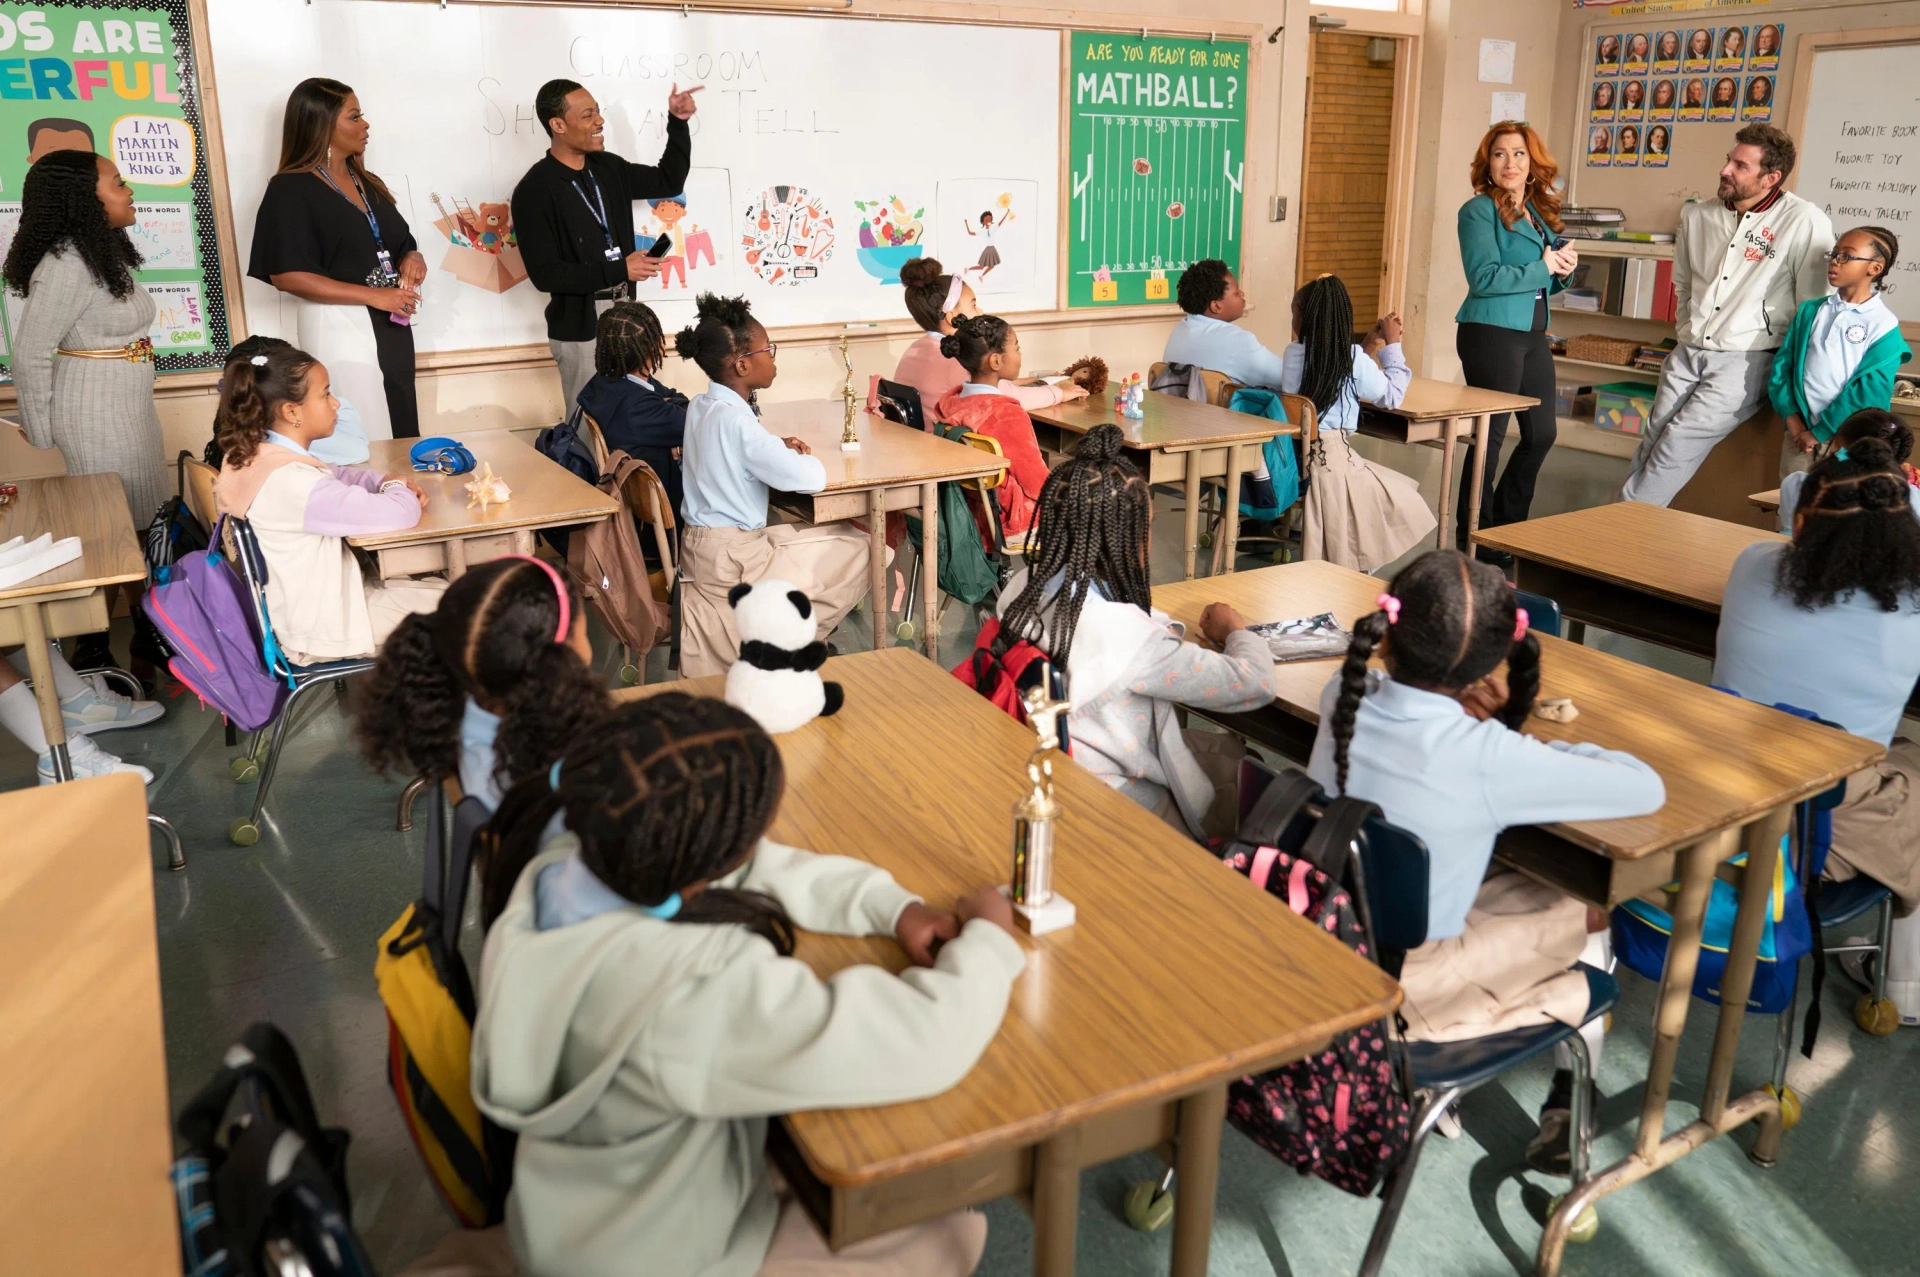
[315,165,396,278]
[572,168,617,249]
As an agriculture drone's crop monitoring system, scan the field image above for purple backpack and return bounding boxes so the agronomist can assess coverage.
[1219,777,1413,1197]
[143,528,288,732]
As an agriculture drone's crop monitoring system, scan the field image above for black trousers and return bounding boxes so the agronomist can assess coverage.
[1454,320,1558,547]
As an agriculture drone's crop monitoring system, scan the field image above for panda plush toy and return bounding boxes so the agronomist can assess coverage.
[724,579,845,734]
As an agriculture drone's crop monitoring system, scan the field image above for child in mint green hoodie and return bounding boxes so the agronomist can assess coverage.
[1770,226,1911,460]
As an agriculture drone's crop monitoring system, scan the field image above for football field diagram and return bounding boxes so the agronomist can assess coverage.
[1072,115,1242,279]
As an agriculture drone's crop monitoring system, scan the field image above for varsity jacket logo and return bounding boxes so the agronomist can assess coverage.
[1742,224,1777,263]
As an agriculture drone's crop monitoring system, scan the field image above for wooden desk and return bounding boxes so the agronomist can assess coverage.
[1358,379,1541,549]
[615,649,1398,1277]
[0,475,148,778]
[0,774,180,1275]
[758,400,1006,657]
[355,431,620,580]
[1471,502,1783,659]
[1154,561,1883,1277]
[0,418,67,479]
[1750,488,1781,515]
[1027,391,1295,579]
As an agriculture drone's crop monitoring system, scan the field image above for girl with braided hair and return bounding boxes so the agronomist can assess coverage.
[1717,437,1920,922]
[356,556,604,813]
[1770,226,1911,461]
[1281,275,1438,570]
[469,694,1023,1277]
[1307,549,1663,1171]
[674,293,873,675]
[996,424,1277,838]
[933,314,1053,543]
[575,300,690,518]
[1775,408,1920,532]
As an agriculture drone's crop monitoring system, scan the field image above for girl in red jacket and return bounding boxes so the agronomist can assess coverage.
[933,314,1052,544]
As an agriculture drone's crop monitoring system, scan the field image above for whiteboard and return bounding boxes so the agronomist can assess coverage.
[1793,42,1920,323]
[207,0,1061,352]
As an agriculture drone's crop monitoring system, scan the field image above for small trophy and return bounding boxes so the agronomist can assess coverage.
[1002,678,1076,935]
[838,333,861,452]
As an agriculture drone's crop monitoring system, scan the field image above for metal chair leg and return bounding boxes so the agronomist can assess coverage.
[1565,1027,1594,1188]
[1359,1086,1460,1277]
[1771,973,1798,1093]
[396,773,431,833]
[1873,895,1894,1004]
[249,677,329,826]
[149,813,185,872]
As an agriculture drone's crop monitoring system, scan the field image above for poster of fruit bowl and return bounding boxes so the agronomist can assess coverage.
[853,195,926,284]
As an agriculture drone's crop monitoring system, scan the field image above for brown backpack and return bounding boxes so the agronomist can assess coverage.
[564,449,667,658]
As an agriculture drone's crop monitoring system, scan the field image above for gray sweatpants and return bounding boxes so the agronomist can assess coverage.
[548,298,617,414]
[1620,344,1774,507]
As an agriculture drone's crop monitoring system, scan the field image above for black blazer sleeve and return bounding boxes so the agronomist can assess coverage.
[611,113,692,199]
[512,168,627,297]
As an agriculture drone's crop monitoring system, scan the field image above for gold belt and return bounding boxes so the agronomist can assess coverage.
[57,336,154,363]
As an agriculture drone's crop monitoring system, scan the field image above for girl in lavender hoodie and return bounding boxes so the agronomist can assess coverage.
[213,346,445,665]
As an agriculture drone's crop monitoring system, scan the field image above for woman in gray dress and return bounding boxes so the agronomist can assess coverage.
[5,149,166,526]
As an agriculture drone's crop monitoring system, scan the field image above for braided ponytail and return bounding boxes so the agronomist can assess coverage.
[1330,610,1390,794]
[1294,276,1359,418]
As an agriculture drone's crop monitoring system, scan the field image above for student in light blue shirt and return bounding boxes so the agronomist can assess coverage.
[1162,259,1289,389]
[1716,438,1920,911]
[356,556,606,819]
[673,294,873,676]
[1774,408,1920,532]
[1309,550,1664,1172]
[1282,275,1436,570]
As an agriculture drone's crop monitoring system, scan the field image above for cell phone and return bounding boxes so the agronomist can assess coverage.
[1551,236,1571,251]
[646,233,674,259]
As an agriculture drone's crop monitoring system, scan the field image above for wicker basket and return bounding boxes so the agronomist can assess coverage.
[1565,334,1641,366]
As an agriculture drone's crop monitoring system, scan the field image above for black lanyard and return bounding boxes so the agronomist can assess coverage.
[571,167,621,259]
[316,165,396,280]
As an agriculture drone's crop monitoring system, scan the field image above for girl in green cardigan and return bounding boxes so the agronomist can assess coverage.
[1770,226,1911,456]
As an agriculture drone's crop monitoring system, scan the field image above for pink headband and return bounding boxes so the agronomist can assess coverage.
[942,274,966,316]
[1375,593,1401,624]
[511,555,572,643]
[1513,608,1530,643]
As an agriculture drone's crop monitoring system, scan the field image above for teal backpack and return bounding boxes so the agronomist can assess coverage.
[1227,388,1301,519]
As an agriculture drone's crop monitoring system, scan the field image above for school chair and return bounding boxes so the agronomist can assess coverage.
[1148,360,1238,407]
[223,517,378,847]
[1512,588,1562,639]
[181,453,219,531]
[895,429,1009,644]
[1205,391,1317,575]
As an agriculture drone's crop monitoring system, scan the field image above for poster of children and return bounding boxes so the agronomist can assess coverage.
[634,168,732,295]
[936,179,1039,296]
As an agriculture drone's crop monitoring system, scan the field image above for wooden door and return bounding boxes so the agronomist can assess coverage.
[1297,31,1400,324]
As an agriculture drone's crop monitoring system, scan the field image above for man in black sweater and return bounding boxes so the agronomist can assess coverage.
[513,79,699,409]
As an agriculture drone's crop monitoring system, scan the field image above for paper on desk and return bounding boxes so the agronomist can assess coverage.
[1249,613,1353,662]
[0,533,82,590]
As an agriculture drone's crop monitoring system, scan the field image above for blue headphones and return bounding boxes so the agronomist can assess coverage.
[410,437,476,475]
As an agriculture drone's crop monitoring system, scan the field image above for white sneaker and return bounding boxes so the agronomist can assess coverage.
[60,673,164,735]
[37,734,154,785]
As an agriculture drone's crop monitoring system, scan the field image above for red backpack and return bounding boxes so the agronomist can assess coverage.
[951,616,1058,725]
[1219,772,1413,1197]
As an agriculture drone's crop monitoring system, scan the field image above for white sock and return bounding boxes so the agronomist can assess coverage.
[8,644,86,699]
[0,680,50,754]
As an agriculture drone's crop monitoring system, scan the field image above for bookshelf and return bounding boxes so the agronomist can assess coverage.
[1561,238,1675,260]
[1548,240,1674,457]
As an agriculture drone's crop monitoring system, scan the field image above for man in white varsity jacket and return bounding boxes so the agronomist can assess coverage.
[1621,123,1834,506]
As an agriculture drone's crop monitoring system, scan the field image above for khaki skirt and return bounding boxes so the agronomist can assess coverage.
[1302,430,1437,573]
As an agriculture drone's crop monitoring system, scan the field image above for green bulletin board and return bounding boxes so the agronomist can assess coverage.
[1067,30,1248,309]
[0,0,229,376]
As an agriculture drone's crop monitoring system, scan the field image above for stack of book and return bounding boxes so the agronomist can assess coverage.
[1561,205,1625,233]
[1633,343,1675,374]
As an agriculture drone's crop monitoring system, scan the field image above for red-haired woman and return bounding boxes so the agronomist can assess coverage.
[1453,122,1577,560]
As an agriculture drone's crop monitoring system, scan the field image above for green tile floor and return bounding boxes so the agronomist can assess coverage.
[22,436,1919,1276]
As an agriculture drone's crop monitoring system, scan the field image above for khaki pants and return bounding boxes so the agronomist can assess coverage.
[1828,737,1920,916]
[679,523,876,677]
[393,1201,985,1277]
[549,299,618,412]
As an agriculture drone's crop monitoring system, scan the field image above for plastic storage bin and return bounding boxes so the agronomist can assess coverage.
[1593,381,1655,434]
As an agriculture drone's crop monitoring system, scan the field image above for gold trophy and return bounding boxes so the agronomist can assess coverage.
[1003,680,1076,934]
[838,333,861,452]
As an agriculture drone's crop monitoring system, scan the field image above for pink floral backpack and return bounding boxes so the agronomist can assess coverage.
[1219,770,1413,1197]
